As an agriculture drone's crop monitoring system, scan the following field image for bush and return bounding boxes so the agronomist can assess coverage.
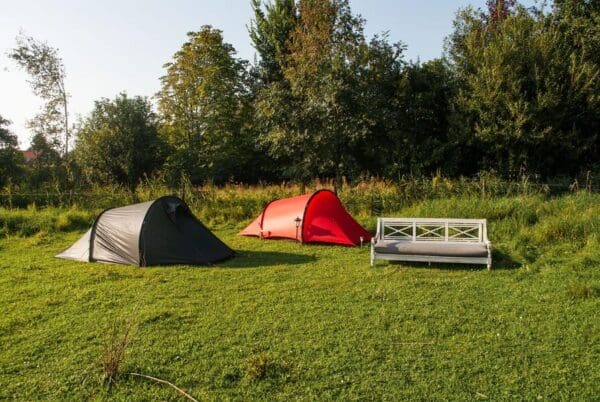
[0,207,97,237]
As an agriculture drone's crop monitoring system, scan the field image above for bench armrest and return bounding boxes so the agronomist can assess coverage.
[373,219,381,243]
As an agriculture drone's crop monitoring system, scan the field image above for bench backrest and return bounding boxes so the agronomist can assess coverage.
[377,218,488,243]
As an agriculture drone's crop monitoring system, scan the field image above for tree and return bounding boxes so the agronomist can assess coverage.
[0,115,24,187]
[157,26,255,184]
[483,0,517,26]
[249,0,298,85]
[254,0,462,184]
[447,3,600,176]
[351,34,405,177]
[549,0,600,171]
[0,115,18,149]
[25,132,63,188]
[8,33,70,155]
[396,59,461,175]
[249,0,299,182]
[75,94,164,189]
[258,0,369,191]
[353,43,465,178]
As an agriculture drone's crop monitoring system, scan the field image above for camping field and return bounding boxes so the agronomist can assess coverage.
[0,189,599,400]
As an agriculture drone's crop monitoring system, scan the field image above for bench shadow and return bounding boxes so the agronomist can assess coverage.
[491,249,522,270]
[384,250,521,271]
[219,249,316,268]
[385,261,480,271]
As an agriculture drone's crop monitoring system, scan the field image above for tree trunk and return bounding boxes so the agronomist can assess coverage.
[334,169,344,195]
[63,92,69,156]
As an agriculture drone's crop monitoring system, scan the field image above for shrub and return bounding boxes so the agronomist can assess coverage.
[244,352,272,381]
[0,207,96,237]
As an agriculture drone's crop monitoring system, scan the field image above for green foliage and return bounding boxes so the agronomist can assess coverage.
[75,93,164,189]
[157,26,258,185]
[249,0,300,182]
[9,33,71,155]
[0,115,18,149]
[350,35,405,176]
[393,59,462,175]
[24,133,67,189]
[282,0,368,187]
[253,1,470,183]
[0,115,24,187]
[249,0,297,85]
[0,206,96,237]
[447,3,600,176]
[7,0,600,188]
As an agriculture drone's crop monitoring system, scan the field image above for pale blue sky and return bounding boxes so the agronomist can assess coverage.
[0,0,536,148]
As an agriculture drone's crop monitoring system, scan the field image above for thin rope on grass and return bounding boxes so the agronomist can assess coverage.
[127,372,198,402]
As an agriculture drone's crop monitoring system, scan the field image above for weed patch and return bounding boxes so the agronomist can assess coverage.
[102,316,136,387]
[243,352,289,382]
[567,282,599,300]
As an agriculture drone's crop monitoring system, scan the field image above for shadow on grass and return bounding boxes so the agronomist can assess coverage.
[220,249,316,268]
[383,250,521,271]
[492,249,522,270]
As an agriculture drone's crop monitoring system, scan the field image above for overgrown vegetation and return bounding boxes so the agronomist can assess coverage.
[0,206,95,237]
[0,174,567,226]
[0,191,598,399]
[102,316,135,387]
[1,177,598,242]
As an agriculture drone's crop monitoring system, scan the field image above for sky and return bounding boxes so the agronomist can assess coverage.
[0,0,536,148]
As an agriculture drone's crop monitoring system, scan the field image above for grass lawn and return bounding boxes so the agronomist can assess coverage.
[0,194,599,400]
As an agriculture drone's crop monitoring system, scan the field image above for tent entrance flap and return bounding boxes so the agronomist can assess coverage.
[56,228,92,262]
[140,197,234,266]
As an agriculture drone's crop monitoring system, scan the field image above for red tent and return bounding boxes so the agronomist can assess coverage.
[239,190,371,246]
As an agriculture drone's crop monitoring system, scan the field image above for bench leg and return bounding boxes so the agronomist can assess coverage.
[370,247,375,267]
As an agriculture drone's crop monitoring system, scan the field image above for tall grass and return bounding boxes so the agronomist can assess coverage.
[1,182,598,276]
[0,206,97,237]
[0,177,597,233]
[2,174,565,227]
[0,174,555,211]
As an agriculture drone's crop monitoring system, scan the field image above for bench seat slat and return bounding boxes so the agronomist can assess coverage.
[374,240,488,257]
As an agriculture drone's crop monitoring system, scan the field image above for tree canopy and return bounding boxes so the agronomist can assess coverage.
[75,94,163,189]
[9,33,71,155]
[156,26,258,185]
[5,0,599,190]
[0,115,23,187]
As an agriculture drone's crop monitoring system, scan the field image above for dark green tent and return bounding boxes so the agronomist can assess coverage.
[57,196,233,266]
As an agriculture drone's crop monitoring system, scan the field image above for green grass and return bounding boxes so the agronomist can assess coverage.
[0,193,599,400]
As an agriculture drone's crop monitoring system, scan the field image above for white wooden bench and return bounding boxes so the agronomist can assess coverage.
[370,218,492,269]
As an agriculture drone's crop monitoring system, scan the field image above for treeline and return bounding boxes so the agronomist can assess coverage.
[1,0,598,191]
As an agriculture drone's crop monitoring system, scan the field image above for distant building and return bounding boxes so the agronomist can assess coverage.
[22,150,41,162]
